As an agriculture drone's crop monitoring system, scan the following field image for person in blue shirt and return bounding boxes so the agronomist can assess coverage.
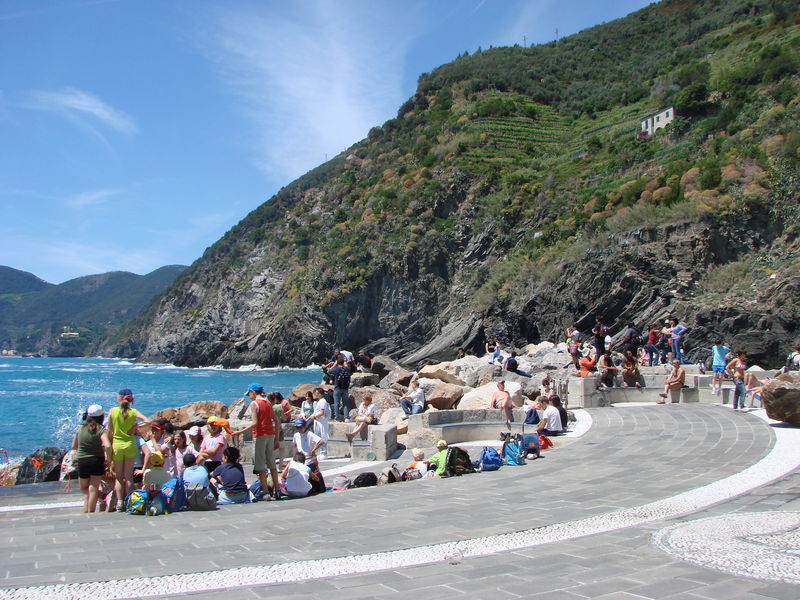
[711,340,732,396]
[181,453,211,487]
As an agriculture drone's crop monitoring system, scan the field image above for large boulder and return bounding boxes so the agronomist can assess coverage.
[288,383,331,404]
[227,397,252,442]
[350,372,380,388]
[458,381,524,410]
[762,373,800,426]
[378,367,413,389]
[379,407,406,426]
[371,354,399,379]
[426,382,465,410]
[0,461,20,486]
[16,447,65,485]
[438,355,493,388]
[349,387,402,415]
[417,363,466,386]
[149,401,229,429]
[401,428,441,450]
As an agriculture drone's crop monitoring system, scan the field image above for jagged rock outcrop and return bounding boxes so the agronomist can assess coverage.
[16,448,65,485]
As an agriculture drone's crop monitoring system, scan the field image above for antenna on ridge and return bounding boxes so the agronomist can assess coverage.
[555,28,559,44]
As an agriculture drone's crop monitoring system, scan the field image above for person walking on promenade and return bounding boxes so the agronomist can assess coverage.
[711,340,732,395]
[726,350,748,411]
[106,389,150,512]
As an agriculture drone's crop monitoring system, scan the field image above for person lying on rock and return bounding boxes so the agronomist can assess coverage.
[346,394,377,442]
[400,380,426,416]
[658,359,686,403]
[503,351,532,377]
[535,396,563,436]
[490,380,514,428]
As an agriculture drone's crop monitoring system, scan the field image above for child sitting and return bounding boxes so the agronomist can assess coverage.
[405,448,429,477]
[142,451,170,488]
[210,447,249,505]
[280,452,315,498]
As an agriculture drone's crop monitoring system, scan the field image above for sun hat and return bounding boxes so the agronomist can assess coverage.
[436,439,448,450]
[86,404,103,417]
[207,416,233,434]
[294,418,307,428]
[245,382,264,395]
[187,425,202,437]
[150,452,164,467]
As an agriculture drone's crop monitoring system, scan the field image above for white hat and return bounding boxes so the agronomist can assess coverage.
[86,404,104,417]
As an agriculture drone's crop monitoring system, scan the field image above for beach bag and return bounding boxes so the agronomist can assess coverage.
[502,440,526,466]
[539,434,554,450]
[161,477,186,512]
[402,467,422,481]
[185,482,217,510]
[520,433,541,459]
[353,472,378,487]
[379,464,403,485]
[332,474,352,490]
[126,489,148,515]
[442,447,476,477]
[478,446,502,471]
[146,488,168,516]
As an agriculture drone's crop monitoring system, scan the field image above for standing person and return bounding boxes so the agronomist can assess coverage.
[309,387,331,459]
[591,316,608,356]
[400,381,426,416]
[233,382,284,501]
[328,357,352,422]
[71,404,110,513]
[644,324,661,367]
[273,392,293,423]
[663,318,688,363]
[658,359,686,403]
[711,340,732,395]
[346,394,378,442]
[726,350,748,412]
[106,389,150,512]
[567,325,581,369]
[620,322,640,356]
[785,344,800,372]
[186,425,204,453]
[490,380,514,428]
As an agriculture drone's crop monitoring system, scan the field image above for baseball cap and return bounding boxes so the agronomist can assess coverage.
[187,425,202,437]
[150,452,164,467]
[118,388,133,399]
[245,382,264,395]
[150,421,164,431]
[86,404,103,417]
[294,418,307,428]
[207,416,233,434]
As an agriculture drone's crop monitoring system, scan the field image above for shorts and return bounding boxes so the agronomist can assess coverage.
[112,442,138,462]
[253,435,276,473]
[77,456,105,479]
[712,365,725,374]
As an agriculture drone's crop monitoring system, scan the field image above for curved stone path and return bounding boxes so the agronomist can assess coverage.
[1,405,798,599]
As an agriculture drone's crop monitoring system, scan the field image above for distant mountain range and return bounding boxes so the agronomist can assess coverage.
[0,265,185,356]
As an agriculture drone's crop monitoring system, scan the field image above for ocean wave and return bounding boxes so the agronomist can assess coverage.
[8,378,49,384]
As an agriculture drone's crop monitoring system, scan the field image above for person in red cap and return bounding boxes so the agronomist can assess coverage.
[233,383,284,500]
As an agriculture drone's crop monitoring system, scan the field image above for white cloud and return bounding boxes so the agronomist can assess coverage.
[25,87,137,135]
[201,1,421,181]
[66,188,123,209]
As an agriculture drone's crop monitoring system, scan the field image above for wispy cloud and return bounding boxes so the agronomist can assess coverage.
[200,1,421,182]
[66,188,123,209]
[24,87,137,135]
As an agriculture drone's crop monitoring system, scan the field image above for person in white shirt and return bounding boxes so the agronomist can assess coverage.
[308,387,331,458]
[536,396,563,435]
[400,381,425,416]
[280,453,313,498]
[346,395,378,442]
[290,420,327,494]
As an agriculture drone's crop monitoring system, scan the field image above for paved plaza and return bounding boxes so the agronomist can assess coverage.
[1,404,798,599]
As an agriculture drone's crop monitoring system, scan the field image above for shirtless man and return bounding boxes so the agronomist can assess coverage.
[658,359,685,403]
[598,351,618,388]
[490,380,513,428]
[726,350,748,411]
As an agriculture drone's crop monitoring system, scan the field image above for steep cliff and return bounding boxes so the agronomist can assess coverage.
[113,0,800,368]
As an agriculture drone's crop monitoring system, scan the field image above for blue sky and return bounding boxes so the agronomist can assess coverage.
[0,0,652,284]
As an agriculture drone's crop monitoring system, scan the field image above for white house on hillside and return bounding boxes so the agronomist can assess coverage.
[640,106,675,137]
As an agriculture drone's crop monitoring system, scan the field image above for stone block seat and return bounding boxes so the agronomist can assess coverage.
[406,408,549,445]
[567,374,705,408]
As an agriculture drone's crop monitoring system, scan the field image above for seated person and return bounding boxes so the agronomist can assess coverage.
[400,381,425,416]
[490,380,514,427]
[658,359,686,403]
[292,418,326,494]
[405,448,428,477]
[578,347,598,377]
[181,452,211,488]
[503,352,532,377]
[210,447,250,505]
[621,350,642,388]
[346,395,377,442]
[142,451,171,488]
[280,452,315,498]
[598,351,618,388]
[536,396,563,436]
[550,396,569,432]
[426,440,449,476]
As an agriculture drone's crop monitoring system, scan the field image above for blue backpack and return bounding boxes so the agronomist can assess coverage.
[161,477,186,512]
[479,446,502,471]
[126,489,148,515]
[147,490,168,516]
[502,440,526,466]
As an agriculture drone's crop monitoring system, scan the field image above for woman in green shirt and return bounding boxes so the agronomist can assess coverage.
[106,389,150,511]
[71,404,111,513]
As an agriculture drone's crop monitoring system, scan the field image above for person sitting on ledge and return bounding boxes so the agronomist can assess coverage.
[400,380,425,416]
[550,396,569,433]
[490,380,514,428]
[535,396,563,436]
[598,350,618,388]
[346,394,377,442]
[578,346,598,377]
[658,359,686,403]
[621,349,642,388]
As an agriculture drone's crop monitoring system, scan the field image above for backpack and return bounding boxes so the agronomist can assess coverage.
[353,472,378,487]
[519,433,541,459]
[323,388,335,407]
[402,467,422,481]
[379,463,403,485]
[442,447,476,477]
[146,489,168,516]
[335,368,351,390]
[185,482,217,510]
[161,477,186,513]
[502,440,526,466]
[538,434,554,450]
[524,408,540,425]
[478,446,502,471]
[332,474,353,490]
[126,489,148,515]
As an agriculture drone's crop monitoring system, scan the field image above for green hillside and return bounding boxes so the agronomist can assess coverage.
[119,0,800,368]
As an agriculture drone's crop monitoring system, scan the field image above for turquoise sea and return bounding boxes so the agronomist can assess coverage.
[0,357,322,461]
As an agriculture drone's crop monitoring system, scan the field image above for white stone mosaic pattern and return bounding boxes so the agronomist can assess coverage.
[3,411,798,600]
[653,512,800,584]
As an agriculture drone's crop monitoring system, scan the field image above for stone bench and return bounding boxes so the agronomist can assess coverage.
[406,409,544,445]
